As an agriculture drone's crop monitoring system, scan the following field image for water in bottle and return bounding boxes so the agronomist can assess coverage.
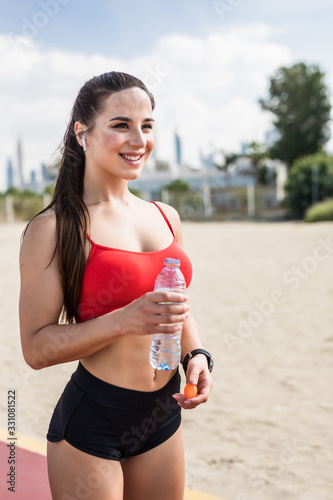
[149,257,187,370]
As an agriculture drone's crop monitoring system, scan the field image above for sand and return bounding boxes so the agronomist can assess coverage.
[0,220,332,500]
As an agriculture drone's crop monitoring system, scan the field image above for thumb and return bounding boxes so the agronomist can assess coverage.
[187,369,199,386]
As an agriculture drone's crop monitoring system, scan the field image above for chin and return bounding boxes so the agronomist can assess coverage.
[124,167,144,181]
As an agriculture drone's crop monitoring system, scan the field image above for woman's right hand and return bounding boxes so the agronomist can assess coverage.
[117,291,190,337]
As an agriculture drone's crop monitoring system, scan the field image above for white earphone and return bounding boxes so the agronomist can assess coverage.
[82,133,87,152]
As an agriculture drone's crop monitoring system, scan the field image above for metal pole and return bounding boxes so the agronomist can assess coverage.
[161,188,169,205]
[6,195,14,223]
[247,184,255,217]
[43,193,51,208]
[202,183,213,217]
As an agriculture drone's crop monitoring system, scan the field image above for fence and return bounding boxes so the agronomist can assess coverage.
[0,187,282,223]
[0,194,51,223]
[162,185,282,220]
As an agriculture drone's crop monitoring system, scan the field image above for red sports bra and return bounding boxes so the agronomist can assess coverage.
[77,202,192,322]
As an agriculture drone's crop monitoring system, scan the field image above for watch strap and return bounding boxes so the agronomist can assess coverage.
[182,348,214,374]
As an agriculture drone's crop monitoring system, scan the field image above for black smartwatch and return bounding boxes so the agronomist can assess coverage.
[182,349,214,375]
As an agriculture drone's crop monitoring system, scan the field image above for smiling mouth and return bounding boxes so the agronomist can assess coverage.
[120,153,145,161]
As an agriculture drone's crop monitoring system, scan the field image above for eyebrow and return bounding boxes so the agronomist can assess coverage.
[109,116,155,123]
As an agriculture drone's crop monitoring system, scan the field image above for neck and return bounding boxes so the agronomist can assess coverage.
[83,167,132,206]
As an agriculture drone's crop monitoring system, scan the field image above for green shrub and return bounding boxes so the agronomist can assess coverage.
[44,185,55,197]
[305,198,333,222]
[166,190,204,217]
[13,197,44,220]
[285,152,333,218]
[129,188,143,198]
[163,179,191,192]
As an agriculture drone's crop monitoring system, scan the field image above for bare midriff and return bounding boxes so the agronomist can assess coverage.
[80,332,179,391]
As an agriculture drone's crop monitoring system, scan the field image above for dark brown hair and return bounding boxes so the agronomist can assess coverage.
[24,71,155,323]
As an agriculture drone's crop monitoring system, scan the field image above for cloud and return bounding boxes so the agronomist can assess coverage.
[133,24,293,163]
[1,23,330,190]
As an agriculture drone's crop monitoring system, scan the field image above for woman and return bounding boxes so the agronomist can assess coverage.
[19,71,213,500]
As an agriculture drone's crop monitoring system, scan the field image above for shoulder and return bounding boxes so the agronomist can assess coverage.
[20,210,57,265]
[153,201,180,225]
[153,201,183,243]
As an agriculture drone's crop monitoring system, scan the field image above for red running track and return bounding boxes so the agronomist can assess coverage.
[0,440,52,500]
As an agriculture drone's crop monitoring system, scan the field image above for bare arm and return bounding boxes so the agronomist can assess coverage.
[19,212,122,369]
[19,212,189,370]
[177,313,213,409]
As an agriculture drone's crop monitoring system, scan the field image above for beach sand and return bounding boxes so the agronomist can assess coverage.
[0,220,332,499]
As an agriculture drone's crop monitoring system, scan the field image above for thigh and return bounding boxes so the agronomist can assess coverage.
[47,440,124,500]
[122,427,185,500]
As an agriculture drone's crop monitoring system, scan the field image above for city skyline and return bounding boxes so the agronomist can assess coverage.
[5,137,56,193]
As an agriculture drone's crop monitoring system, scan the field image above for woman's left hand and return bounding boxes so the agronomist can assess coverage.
[173,354,213,409]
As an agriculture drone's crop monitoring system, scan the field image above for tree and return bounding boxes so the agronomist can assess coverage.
[163,179,191,192]
[5,186,20,196]
[260,62,331,167]
[285,153,333,218]
[246,141,270,184]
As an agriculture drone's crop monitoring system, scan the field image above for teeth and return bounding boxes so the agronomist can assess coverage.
[122,154,142,161]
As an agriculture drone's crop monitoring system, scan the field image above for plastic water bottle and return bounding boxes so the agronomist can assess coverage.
[149,258,187,370]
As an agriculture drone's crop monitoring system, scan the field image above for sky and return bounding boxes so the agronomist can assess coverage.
[0,0,332,190]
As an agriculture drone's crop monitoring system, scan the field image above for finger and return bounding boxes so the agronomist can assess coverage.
[173,393,200,409]
[177,387,208,404]
[196,384,212,399]
[156,312,190,325]
[147,323,182,334]
[185,393,208,405]
[150,291,189,304]
[186,361,211,386]
[186,369,201,386]
[172,393,187,405]
[141,311,188,326]
[155,302,190,315]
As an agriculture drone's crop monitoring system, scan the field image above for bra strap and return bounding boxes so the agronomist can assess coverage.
[150,201,175,237]
[86,234,96,248]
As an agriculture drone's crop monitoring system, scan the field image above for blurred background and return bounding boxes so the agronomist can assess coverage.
[0,2,333,500]
[0,0,332,222]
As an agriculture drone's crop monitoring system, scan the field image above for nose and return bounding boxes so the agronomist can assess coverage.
[128,127,146,148]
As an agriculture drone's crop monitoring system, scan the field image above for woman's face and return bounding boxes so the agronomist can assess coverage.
[82,87,155,181]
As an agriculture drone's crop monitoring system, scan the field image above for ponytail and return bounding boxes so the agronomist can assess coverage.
[23,71,154,323]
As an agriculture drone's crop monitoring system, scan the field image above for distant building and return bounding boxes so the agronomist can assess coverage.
[264,128,281,149]
[41,162,57,186]
[6,159,14,189]
[17,139,25,189]
[129,155,256,201]
[3,136,287,209]
[241,142,250,155]
[174,131,182,166]
[28,170,40,193]
[129,147,287,217]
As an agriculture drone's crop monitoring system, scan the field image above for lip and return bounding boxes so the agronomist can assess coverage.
[119,152,146,164]
[120,152,145,157]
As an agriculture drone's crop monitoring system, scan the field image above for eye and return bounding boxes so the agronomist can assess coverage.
[112,123,129,129]
[142,124,153,130]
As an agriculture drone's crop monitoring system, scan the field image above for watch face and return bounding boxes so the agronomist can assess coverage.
[209,357,214,372]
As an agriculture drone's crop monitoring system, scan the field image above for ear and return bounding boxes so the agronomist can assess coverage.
[74,122,87,149]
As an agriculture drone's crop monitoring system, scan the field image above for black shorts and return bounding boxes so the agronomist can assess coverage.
[47,362,181,461]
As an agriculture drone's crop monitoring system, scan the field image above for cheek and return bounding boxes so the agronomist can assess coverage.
[148,134,155,151]
[104,131,124,150]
